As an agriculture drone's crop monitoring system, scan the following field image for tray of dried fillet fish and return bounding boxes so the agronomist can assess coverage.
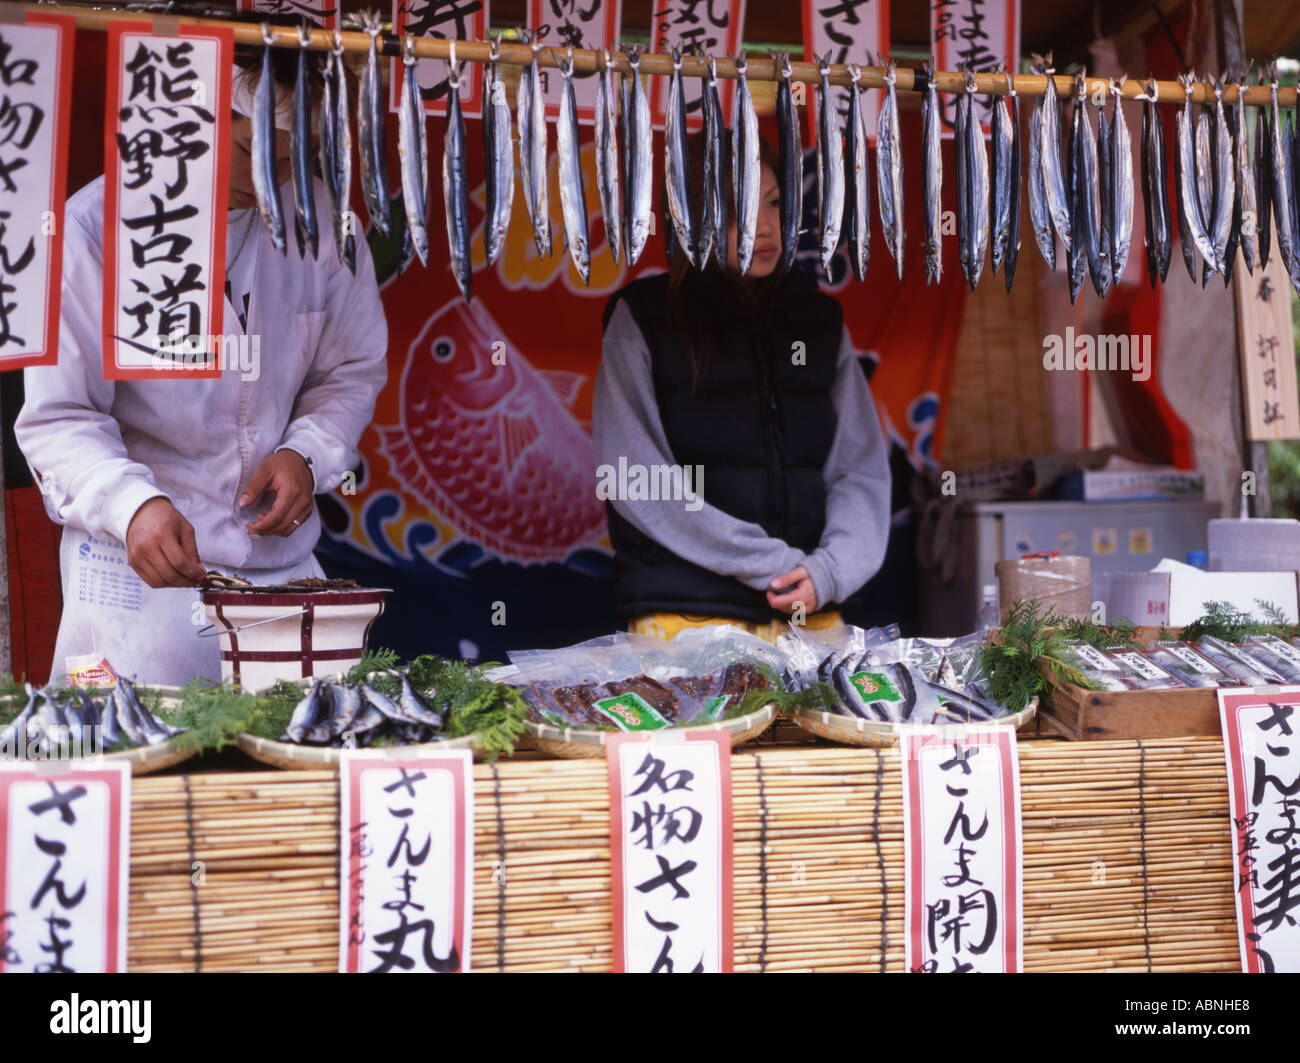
[527,702,779,760]
[0,678,196,774]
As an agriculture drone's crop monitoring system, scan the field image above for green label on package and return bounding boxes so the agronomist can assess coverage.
[593,693,672,731]
[705,694,731,721]
[848,671,902,707]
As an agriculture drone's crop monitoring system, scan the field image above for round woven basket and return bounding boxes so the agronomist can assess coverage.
[790,698,1038,748]
[528,703,778,759]
[1,685,197,775]
[236,731,483,770]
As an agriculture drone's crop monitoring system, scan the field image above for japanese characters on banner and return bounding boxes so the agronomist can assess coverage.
[0,12,75,371]
[1219,687,1300,973]
[338,750,474,973]
[649,0,746,130]
[236,0,339,30]
[901,726,1023,972]
[607,732,733,972]
[529,0,622,124]
[391,0,490,119]
[102,23,231,381]
[1234,246,1300,440]
[801,0,889,143]
[0,762,131,973]
[931,0,1020,133]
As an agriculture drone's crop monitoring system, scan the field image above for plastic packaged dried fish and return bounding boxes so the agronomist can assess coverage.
[1056,641,1133,692]
[1146,641,1239,688]
[1241,635,1300,682]
[1196,637,1282,685]
[1104,648,1186,690]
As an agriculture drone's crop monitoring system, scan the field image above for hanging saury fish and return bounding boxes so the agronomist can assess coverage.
[290,26,319,259]
[251,25,287,253]
[482,34,515,267]
[443,46,471,300]
[358,12,391,239]
[556,46,591,285]
[921,63,943,286]
[773,51,802,274]
[397,35,430,268]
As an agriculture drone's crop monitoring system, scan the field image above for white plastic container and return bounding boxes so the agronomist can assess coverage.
[200,588,389,691]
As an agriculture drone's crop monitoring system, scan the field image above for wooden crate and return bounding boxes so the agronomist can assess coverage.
[1039,681,1221,741]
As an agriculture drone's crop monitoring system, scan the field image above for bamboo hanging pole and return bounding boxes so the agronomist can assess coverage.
[17,1,1299,107]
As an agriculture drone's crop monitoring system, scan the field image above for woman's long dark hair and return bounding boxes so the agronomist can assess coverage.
[662,130,786,388]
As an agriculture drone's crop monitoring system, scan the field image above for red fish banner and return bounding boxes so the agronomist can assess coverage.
[801,0,889,144]
[102,22,231,381]
[0,10,75,371]
[607,731,734,972]
[0,761,132,974]
[338,750,474,973]
[649,0,746,130]
[528,0,622,124]
[931,0,1020,134]
[236,0,339,31]
[391,0,490,120]
[900,726,1023,972]
[1219,686,1300,973]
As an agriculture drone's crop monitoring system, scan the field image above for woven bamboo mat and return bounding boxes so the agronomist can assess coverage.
[125,737,1238,973]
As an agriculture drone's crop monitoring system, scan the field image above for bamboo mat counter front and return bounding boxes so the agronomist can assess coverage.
[127,740,1238,973]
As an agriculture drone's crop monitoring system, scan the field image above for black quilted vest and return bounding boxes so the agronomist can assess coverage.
[601,268,841,622]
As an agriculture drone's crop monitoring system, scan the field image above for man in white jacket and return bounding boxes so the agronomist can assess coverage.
[15,52,388,685]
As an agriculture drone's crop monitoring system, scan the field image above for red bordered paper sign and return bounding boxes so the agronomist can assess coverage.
[801,0,889,143]
[236,0,340,31]
[649,0,746,131]
[338,749,474,973]
[0,11,75,371]
[1219,686,1300,973]
[901,725,1023,972]
[0,761,131,973]
[103,22,232,380]
[391,0,490,120]
[528,0,622,125]
[932,0,1020,135]
[608,731,734,972]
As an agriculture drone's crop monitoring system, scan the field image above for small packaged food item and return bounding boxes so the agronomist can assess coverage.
[1196,637,1282,686]
[1057,641,1133,692]
[1242,635,1300,683]
[1146,642,1239,688]
[1104,648,1186,690]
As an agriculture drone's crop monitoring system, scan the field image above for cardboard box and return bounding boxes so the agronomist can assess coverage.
[1093,561,1299,627]
[1208,518,1300,573]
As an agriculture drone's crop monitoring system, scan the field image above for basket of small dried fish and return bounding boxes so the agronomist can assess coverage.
[201,651,529,768]
[0,676,196,774]
[779,624,1036,747]
[504,627,804,759]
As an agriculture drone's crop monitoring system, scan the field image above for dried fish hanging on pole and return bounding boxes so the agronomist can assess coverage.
[482,34,515,266]
[1066,74,1087,303]
[318,31,355,273]
[1256,77,1273,270]
[1076,75,1107,298]
[398,35,430,268]
[664,46,698,269]
[593,48,622,266]
[1270,68,1296,281]
[732,52,760,274]
[1194,84,1216,286]
[772,51,802,274]
[876,57,904,280]
[1138,78,1172,288]
[961,69,989,291]
[1176,74,1216,279]
[252,24,287,253]
[290,26,319,259]
[1208,77,1236,283]
[1034,53,1073,257]
[920,63,943,286]
[623,46,652,268]
[517,29,551,258]
[815,54,845,277]
[358,11,391,239]
[1107,78,1134,287]
[1002,71,1022,291]
[1026,60,1056,270]
[442,44,471,300]
[1235,69,1258,276]
[1095,84,1113,296]
[556,46,591,284]
[701,56,728,270]
[843,62,870,283]
[990,69,1015,281]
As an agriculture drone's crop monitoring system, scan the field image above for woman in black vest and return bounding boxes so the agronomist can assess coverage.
[594,136,892,642]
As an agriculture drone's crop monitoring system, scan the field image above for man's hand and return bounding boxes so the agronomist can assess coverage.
[767,565,818,615]
[125,497,205,588]
[241,450,315,537]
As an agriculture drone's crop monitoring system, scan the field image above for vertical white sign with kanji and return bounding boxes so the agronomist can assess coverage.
[391,0,490,119]
[649,0,747,130]
[802,0,889,143]
[608,731,734,972]
[339,750,474,973]
[0,11,75,371]
[901,725,1023,972]
[932,0,1020,134]
[1220,687,1300,973]
[103,23,231,380]
[529,0,623,124]
[1234,248,1300,440]
[236,0,340,30]
[0,762,131,973]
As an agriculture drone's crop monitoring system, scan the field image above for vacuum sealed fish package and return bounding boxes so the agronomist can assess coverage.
[1144,642,1240,688]
[1196,637,1286,686]
[1055,641,1136,692]
[1104,648,1187,690]
[507,626,785,731]
[1240,635,1300,683]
